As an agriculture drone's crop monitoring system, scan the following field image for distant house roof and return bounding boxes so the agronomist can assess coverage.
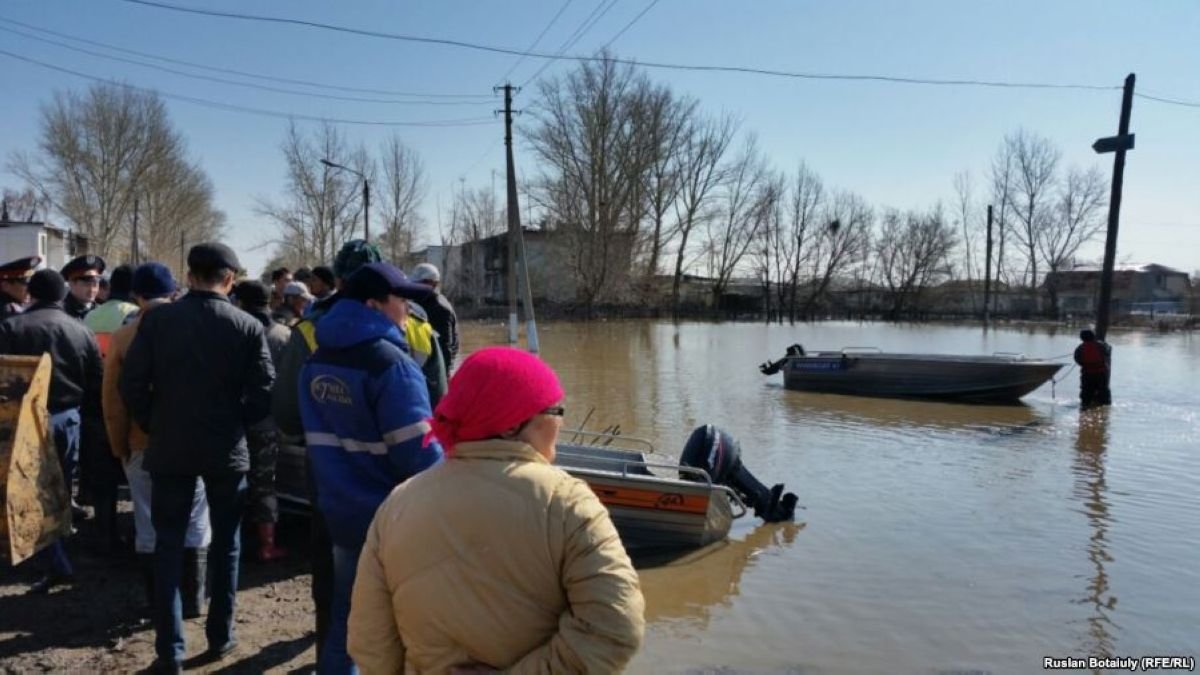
[1058,262,1185,275]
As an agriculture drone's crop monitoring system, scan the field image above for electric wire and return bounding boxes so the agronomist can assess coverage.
[118,0,1123,93]
[0,14,491,99]
[601,0,661,50]
[520,0,621,87]
[0,25,493,107]
[498,0,575,84]
[0,48,498,127]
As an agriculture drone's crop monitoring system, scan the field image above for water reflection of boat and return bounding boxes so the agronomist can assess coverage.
[761,344,1062,403]
[779,389,1049,435]
[637,522,805,627]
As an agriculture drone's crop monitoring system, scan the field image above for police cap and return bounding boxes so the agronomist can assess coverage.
[0,255,42,281]
[62,255,106,281]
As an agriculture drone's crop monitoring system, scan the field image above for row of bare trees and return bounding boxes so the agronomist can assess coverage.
[257,122,426,272]
[956,129,1109,317]
[6,83,225,277]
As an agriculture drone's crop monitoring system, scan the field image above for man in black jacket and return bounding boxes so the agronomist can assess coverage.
[120,243,275,672]
[410,262,459,369]
[0,269,103,593]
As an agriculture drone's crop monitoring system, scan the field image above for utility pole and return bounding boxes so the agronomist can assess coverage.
[983,204,993,327]
[179,230,185,278]
[362,177,371,243]
[496,83,532,348]
[131,197,140,265]
[1092,73,1136,341]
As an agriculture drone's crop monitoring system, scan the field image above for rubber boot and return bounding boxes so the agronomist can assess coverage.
[256,522,288,562]
[137,553,155,615]
[181,547,207,619]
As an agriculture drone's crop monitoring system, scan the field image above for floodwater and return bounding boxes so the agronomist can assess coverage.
[461,320,1200,674]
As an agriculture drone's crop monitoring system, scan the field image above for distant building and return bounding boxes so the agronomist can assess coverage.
[0,207,89,269]
[1044,263,1191,316]
[423,226,636,307]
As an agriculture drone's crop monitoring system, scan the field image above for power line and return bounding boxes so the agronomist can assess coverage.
[0,48,499,128]
[0,14,491,99]
[499,0,575,84]
[521,0,622,87]
[0,25,493,107]
[602,0,660,50]
[1135,92,1200,109]
[118,0,1122,93]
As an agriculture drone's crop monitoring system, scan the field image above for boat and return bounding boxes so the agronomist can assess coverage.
[276,424,797,552]
[760,343,1063,403]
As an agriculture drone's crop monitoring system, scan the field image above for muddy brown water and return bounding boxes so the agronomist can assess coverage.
[462,320,1200,674]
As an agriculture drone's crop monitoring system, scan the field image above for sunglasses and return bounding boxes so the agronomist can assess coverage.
[541,405,565,417]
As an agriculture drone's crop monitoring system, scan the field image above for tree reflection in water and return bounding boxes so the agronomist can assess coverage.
[1073,407,1116,661]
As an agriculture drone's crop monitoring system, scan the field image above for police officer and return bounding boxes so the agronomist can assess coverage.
[61,255,106,320]
[0,255,41,320]
[0,269,103,593]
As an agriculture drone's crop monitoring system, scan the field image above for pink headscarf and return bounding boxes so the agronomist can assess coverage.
[428,347,564,454]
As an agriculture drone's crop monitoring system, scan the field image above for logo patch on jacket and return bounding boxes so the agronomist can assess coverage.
[311,375,353,405]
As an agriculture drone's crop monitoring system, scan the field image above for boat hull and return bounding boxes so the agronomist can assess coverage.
[779,352,1063,403]
[554,443,735,551]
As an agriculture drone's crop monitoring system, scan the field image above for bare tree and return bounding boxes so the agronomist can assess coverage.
[7,82,214,260]
[706,137,768,310]
[1038,166,1107,317]
[784,162,823,322]
[669,113,737,315]
[750,171,793,323]
[802,190,871,316]
[257,122,372,268]
[1,187,51,222]
[136,145,225,278]
[638,85,695,288]
[1005,129,1060,293]
[874,206,957,319]
[527,53,660,315]
[376,134,425,264]
[444,184,503,304]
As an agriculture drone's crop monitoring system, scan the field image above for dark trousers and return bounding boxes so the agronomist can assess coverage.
[151,471,246,663]
[247,427,281,524]
[307,458,334,661]
[1080,371,1112,408]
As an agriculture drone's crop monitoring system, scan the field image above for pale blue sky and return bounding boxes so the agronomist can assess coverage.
[1,0,1197,277]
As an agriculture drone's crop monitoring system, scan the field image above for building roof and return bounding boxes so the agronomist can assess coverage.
[1057,262,1185,275]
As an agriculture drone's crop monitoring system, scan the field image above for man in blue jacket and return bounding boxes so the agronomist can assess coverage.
[299,262,443,674]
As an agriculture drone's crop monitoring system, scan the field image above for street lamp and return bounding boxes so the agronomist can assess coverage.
[320,158,370,242]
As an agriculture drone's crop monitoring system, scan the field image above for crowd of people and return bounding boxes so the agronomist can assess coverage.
[0,240,645,674]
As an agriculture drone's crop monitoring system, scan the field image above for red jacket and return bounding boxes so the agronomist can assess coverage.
[1074,341,1110,374]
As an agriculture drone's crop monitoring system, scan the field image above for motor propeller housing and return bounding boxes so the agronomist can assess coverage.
[679,424,797,522]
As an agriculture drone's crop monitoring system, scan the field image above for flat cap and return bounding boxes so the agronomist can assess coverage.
[187,243,242,274]
[62,255,106,280]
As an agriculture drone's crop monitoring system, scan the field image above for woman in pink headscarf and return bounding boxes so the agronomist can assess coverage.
[347,347,644,674]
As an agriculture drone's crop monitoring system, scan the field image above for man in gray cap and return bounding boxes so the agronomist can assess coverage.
[120,243,275,670]
[0,269,103,593]
[410,262,458,369]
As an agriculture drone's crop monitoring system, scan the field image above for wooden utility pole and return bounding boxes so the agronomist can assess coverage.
[1093,73,1136,341]
[496,83,523,347]
[983,204,993,326]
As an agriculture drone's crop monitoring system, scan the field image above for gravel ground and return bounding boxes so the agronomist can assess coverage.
[0,513,318,674]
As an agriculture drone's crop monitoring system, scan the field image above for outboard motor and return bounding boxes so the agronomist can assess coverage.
[759,343,805,375]
[679,425,797,522]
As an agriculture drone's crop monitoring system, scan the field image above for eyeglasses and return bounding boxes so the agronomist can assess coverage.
[540,405,565,418]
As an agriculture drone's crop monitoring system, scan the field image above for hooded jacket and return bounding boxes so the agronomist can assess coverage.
[299,299,443,548]
[348,439,645,674]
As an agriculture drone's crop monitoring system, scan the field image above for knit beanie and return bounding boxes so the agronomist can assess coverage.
[131,263,177,300]
[430,347,564,454]
[28,269,68,303]
[333,240,383,280]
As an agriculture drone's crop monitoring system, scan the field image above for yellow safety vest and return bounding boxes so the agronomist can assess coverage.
[297,314,433,367]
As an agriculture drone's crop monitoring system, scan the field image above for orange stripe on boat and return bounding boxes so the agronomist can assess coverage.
[586,484,710,515]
